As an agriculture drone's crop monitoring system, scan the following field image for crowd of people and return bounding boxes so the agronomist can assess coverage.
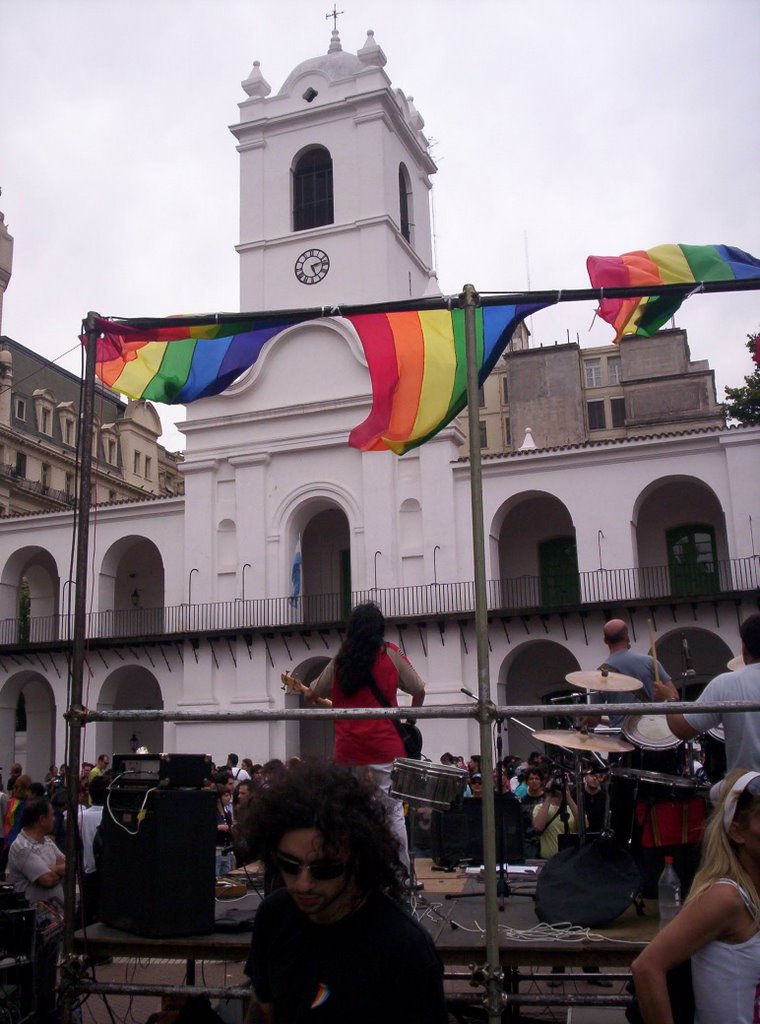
[0,605,757,1022]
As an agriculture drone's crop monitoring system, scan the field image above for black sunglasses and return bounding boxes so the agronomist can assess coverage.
[274,851,348,881]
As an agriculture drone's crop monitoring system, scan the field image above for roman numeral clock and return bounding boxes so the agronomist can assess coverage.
[294,248,330,285]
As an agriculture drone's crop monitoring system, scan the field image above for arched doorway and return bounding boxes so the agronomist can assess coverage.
[0,671,56,782]
[499,640,581,760]
[94,665,164,759]
[286,656,333,761]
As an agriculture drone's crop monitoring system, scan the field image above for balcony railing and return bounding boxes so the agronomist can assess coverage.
[1,555,758,648]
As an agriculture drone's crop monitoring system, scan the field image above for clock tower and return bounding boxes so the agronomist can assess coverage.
[231,28,439,312]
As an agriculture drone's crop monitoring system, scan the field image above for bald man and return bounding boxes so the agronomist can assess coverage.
[595,619,678,723]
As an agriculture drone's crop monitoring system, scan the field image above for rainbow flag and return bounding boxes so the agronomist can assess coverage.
[92,301,548,455]
[345,303,547,453]
[587,244,760,343]
[93,316,311,403]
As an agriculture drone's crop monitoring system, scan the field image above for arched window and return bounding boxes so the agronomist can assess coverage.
[293,147,334,231]
[398,163,412,243]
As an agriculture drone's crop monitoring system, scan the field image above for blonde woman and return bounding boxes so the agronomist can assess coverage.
[631,769,760,1024]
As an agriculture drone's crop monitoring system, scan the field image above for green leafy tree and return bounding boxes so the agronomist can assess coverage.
[724,332,760,424]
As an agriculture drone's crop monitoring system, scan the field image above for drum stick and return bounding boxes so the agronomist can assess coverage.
[647,619,661,684]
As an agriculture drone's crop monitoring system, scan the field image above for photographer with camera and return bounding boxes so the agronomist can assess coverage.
[532,768,579,859]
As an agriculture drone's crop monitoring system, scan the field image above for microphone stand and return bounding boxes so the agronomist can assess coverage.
[679,633,697,776]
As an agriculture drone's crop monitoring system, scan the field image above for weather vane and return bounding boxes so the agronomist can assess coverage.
[325,4,344,31]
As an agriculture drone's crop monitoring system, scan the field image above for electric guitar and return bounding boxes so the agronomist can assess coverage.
[280,672,333,707]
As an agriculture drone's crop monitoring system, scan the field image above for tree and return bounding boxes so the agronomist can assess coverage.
[724,332,760,425]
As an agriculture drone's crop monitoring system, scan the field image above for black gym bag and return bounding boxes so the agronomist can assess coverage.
[535,840,643,927]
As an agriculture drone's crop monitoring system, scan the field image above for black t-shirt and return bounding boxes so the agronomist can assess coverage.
[245,887,448,1024]
[582,789,607,833]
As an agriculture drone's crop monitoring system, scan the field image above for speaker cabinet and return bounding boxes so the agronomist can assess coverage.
[431,795,524,868]
[100,788,216,937]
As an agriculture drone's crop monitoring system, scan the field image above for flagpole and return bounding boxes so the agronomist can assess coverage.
[461,283,503,1024]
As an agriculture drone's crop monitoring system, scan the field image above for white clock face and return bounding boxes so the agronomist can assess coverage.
[294,248,330,285]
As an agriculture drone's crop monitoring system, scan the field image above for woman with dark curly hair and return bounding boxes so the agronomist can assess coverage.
[304,602,426,871]
[242,762,447,1024]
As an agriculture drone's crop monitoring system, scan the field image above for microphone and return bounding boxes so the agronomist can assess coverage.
[681,633,696,676]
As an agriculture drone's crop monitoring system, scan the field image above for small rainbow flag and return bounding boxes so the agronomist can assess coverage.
[587,244,760,343]
[91,301,548,455]
[310,983,330,1008]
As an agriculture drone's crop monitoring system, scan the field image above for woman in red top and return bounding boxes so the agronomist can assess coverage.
[307,603,426,872]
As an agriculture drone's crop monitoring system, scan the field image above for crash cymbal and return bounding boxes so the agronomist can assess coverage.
[566,669,644,693]
[532,728,635,754]
[727,655,744,672]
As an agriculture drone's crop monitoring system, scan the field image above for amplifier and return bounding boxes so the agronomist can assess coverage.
[111,752,212,789]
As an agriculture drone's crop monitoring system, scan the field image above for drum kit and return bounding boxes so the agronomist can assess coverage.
[388,653,738,858]
[529,666,720,847]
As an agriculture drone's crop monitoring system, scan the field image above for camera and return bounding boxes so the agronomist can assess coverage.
[545,771,565,794]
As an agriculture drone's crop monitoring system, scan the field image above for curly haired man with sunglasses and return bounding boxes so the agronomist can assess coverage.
[242,762,448,1024]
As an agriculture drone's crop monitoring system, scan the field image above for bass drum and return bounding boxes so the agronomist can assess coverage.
[702,725,726,784]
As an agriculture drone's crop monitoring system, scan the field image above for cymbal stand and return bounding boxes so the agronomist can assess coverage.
[493,716,510,906]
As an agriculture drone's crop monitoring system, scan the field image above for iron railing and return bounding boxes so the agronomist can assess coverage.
[1,555,758,648]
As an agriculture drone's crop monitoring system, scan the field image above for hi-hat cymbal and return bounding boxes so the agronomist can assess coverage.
[532,728,635,754]
[727,655,744,672]
[566,669,643,693]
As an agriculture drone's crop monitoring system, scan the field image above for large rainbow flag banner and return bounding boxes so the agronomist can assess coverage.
[92,301,549,455]
[587,244,760,344]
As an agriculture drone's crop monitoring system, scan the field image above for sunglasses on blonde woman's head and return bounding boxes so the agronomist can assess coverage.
[274,851,348,881]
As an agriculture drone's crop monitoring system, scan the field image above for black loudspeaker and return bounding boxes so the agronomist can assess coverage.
[431,796,524,868]
[100,788,216,937]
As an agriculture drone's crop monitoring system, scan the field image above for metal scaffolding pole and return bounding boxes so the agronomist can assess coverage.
[461,283,503,1023]
[61,314,99,1024]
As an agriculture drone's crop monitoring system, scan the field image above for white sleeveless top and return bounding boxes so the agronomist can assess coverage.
[691,880,760,1024]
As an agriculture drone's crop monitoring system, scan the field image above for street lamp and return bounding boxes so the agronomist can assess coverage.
[188,568,199,604]
[242,563,252,602]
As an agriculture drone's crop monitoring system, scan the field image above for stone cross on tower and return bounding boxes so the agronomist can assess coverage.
[325,4,344,31]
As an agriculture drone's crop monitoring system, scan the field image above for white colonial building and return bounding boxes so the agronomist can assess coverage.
[0,29,758,781]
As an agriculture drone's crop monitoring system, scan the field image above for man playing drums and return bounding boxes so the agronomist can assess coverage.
[658,612,760,774]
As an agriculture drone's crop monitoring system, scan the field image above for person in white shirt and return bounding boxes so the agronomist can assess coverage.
[8,798,66,1019]
[227,753,251,782]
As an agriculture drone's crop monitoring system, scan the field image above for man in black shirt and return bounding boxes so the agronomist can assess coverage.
[582,770,608,834]
[242,763,447,1024]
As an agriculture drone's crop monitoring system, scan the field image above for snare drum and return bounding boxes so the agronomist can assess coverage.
[622,714,681,750]
[390,758,468,810]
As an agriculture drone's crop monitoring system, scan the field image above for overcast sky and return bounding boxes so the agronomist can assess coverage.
[2,0,758,451]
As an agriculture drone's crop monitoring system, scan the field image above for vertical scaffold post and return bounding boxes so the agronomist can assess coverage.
[461,284,504,1023]
[61,312,99,1023]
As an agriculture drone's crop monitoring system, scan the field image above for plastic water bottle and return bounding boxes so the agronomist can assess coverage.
[658,856,681,928]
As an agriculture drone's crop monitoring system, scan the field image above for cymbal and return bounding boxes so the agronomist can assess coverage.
[566,669,644,693]
[532,728,635,754]
[727,655,744,672]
